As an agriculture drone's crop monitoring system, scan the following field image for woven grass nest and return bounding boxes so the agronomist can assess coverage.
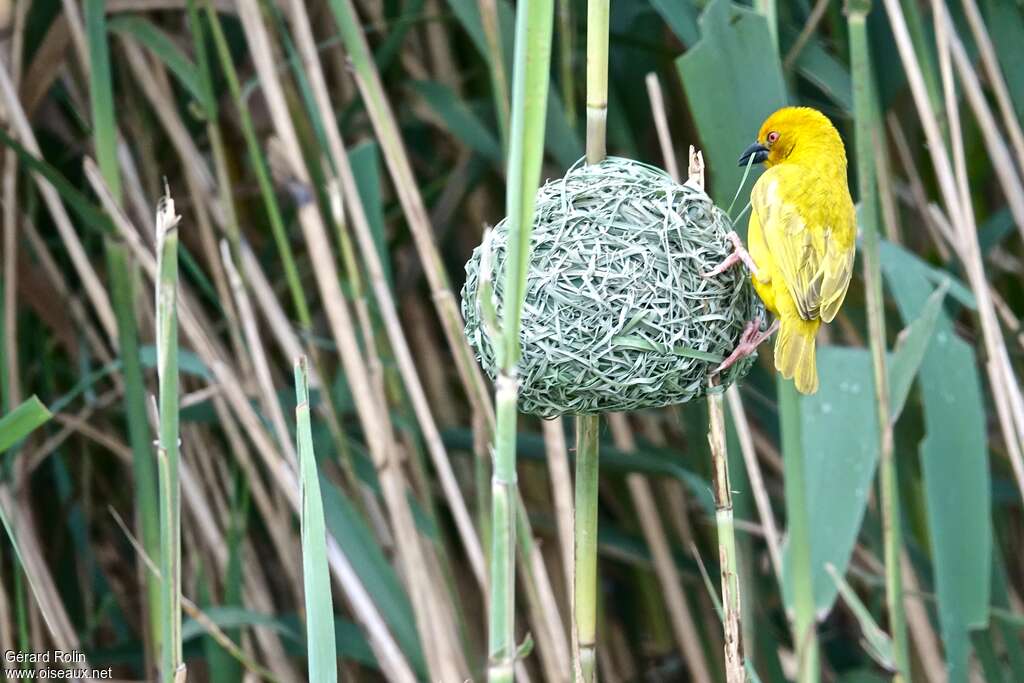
[461,157,766,418]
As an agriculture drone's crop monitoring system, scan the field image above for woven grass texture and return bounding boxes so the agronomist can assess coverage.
[462,157,766,417]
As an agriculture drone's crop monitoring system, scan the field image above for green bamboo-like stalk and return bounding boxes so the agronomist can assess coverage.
[574,3,609,680]
[573,415,600,682]
[708,390,744,682]
[778,376,818,682]
[83,0,162,667]
[487,1,555,681]
[155,192,183,683]
[584,0,609,165]
[848,1,909,678]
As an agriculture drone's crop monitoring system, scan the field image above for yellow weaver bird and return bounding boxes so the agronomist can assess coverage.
[705,106,856,394]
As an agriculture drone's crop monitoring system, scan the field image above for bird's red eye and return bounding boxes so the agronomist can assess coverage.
[767,131,780,144]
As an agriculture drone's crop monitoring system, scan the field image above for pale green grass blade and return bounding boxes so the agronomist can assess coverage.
[884,246,992,682]
[676,0,787,209]
[0,396,51,454]
[294,357,338,683]
[85,0,120,200]
[782,348,879,618]
[318,477,427,675]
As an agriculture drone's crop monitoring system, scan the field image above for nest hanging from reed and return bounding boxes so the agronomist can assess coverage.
[461,157,765,418]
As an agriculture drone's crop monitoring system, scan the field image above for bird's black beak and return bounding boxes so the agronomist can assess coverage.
[737,142,769,167]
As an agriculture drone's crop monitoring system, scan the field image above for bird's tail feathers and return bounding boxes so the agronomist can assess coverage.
[775,316,820,395]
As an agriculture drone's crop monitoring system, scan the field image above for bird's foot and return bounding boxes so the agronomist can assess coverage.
[712,318,779,375]
[702,231,762,279]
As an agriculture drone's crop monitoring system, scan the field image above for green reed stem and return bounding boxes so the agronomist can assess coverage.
[156,192,183,683]
[573,415,600,682]
[574,3,608,680]
[778,376,818,683]
[848,1,909,678]
[487,1,555,681]
[709,391,745,682]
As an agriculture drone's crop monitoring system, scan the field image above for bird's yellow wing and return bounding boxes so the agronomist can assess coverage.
[751,167,855,323]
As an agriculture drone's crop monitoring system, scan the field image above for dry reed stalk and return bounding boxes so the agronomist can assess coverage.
[0,487,91,674]
[692,145,745,683]
[944,22,1024,236]
[883,0,1024,505]
[236,3,466,677]
[119,38,252,377]
[726,388,783,583]
[90,158,418,683]
[283,0,486,590]
[607,412,714,683]
[220,242,299,467]
[886,114,952,261]
[959,0,1024,179]
[900,550,946,683]
[644,73,680,182]
[327,0,496,431]
[542,417,575,601]
[0,61,117,345]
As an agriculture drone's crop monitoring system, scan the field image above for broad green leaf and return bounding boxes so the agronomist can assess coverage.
[676,0,787,210]
[880,240,975,309]
[410,81,503,165]
[982,0,1024,122]
[884,244,991,682]
[0,397,52,454]
[887,281,948,421]
[649,0,700,46]
[783,347,880,617]
[109,16,207,108]
[294,360,337,683]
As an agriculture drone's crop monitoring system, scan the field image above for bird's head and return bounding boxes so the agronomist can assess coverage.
[737,106,845,169]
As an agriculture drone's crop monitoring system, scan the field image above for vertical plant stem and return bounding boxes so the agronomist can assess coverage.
[689,142,746,683]
[574,3,608,680]
[573,414,600,683]
[584,0,608,164]
[487,1,555,680]
[778,376,819,683]
[848,1,907,676]
[155,191,183,683]
[708,392,744,683]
